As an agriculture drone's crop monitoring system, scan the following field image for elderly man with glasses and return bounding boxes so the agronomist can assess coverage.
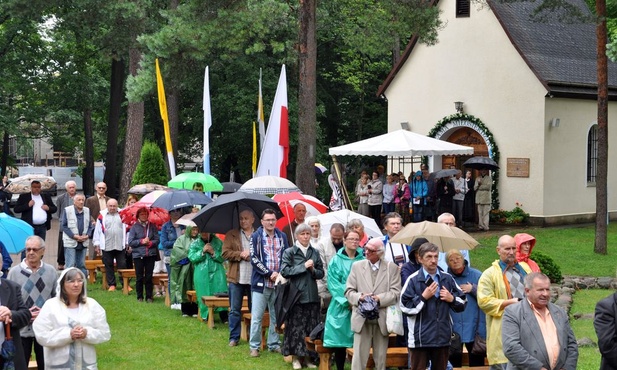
[86,182,111,259]
[248,208,289,357]
[8,235,58,369]
[345,238,400,370]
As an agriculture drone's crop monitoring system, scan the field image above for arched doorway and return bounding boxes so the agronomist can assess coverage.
[442,128,489,170]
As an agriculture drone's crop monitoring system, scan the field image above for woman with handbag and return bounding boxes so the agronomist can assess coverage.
[445,249,487,367]
[280,224,324,370]
[127,207,160,303]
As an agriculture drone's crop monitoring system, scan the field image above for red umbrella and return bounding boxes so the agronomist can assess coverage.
[272,192,328,229]
[119,202,170,229]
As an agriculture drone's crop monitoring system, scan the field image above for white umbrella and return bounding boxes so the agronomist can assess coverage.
[176,213,197,227]
[239,176,300,195]
[316,209,383,238]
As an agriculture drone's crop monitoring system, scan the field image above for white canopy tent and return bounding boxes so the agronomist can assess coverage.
[328,129,474,156]
[328,129,474,209]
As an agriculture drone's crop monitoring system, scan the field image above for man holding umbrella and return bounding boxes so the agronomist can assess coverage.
[474,169,492,231]
[249,209,289,357]
[14,181,57,242]
[222,209,255,347]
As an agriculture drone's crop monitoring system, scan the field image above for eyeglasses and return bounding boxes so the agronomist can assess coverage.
[345,238,360,242]
[26,248,43,253]
[262,218,277,223]
[98,187,107,190]
[365,248,379,253]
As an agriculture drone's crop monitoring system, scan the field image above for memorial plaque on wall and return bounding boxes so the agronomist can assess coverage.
[506,158,530,177]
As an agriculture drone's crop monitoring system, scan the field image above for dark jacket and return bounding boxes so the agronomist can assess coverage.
[595,292,617,370]
[0,279,32,370]
[14,193,57,230]
[250,226,289,293]
[128,222,160,258]
[400,268,466,348]
[280,243,324,304]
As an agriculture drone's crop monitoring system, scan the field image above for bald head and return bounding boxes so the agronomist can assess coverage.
[96,182,107,196]
[293,203,307,223]
[497,235,517,266]
[107,198,119,214]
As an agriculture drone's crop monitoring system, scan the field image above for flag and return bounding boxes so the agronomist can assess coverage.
[155,58,176,178]
[258,69,265,150]
[256,65,288,177]
[203,66,212,175]
[252,122,257,177]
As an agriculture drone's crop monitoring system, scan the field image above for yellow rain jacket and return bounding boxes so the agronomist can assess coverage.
[477,260,531,365]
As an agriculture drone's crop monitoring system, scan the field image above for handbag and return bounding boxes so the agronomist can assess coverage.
[471,333,486,355]
[449,331,462,356]
[385,262,404,336]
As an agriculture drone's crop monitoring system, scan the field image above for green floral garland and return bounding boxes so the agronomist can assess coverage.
[427,113,500,209]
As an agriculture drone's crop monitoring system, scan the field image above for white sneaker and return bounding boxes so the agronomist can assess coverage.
[292,358,301,370]
[171,303,181,310]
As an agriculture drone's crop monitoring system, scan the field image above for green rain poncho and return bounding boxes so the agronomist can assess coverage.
[323,247,365,348]
[188,234,228,321]
[170,226,196,305]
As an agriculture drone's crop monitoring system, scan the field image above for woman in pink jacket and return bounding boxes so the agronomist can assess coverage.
[514,233,541,272]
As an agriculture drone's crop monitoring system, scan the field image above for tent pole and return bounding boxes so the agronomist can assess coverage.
[331,155,354,210]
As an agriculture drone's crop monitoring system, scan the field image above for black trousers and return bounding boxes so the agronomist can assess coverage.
[133,255,156,300]
[57,230,65,265]
[102,249,126,287]
[22,335,44,370]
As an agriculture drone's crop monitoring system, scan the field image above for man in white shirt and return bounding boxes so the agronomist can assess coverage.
[93,199,127,291]
[381,212,409,267]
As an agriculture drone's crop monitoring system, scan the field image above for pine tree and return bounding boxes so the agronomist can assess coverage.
[131,141,168,186]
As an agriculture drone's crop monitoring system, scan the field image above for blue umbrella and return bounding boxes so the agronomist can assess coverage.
[1,323,15,370]
[0,213,33,254]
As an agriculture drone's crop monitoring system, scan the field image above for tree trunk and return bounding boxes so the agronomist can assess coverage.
[119,48,144,204]
[296,0,317,196]
[103,57,125,199]
[594,0,608,254]
[83,108,94,197]
[1,131,8,177]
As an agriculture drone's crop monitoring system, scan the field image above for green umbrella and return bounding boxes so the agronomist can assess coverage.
[168,172,223,192]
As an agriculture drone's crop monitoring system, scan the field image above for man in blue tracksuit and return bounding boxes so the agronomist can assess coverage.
[248,208,289,357]
[400,242,466,370]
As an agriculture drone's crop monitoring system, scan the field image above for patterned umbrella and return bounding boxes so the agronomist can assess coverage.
[127,183,169,195]
[238,176,300,195]
[119,203,170,229]
[5,175,56,194]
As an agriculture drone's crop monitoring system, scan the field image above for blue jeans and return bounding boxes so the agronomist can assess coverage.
[65,246,87,277]
[250,287,279,350]
[228,283,252,342]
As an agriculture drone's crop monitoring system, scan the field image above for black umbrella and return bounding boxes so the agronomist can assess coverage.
[212,182,243,195]
[274,280,301,332]
[192,192,283,234]
[463,156,499,170]
[1,324,15,370]
[433,169,459,179]
[151,190,212,211]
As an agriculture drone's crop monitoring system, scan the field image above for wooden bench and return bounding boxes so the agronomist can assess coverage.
[453,367,490,370]
[161,279,170,307]
[346,347,408,369]
[117,269,167,295]
[305,337,334,370]
[240,312,269,350]
[85,259,102,284]
[201,296,247,328]
[96,264,118,290]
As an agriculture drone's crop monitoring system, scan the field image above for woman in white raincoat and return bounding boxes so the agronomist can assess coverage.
[33,268,111,369]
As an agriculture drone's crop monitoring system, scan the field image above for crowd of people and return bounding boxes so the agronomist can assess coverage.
[0,175,615,370]
[355,164,489,231]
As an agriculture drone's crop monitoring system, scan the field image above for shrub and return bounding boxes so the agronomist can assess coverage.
[490,202,530,224]
[531,250,563,284]
[131,141,168,186]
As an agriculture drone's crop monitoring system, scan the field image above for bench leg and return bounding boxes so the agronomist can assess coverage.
[88,270,96,284]
[207,308,215,328]
[123,277,129,295]
[319,353,331,370]
[102,273,108,290]
[241,320,248,342]
[261,327,266,351]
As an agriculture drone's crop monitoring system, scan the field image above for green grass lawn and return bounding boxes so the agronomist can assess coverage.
[87,223,616,368]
